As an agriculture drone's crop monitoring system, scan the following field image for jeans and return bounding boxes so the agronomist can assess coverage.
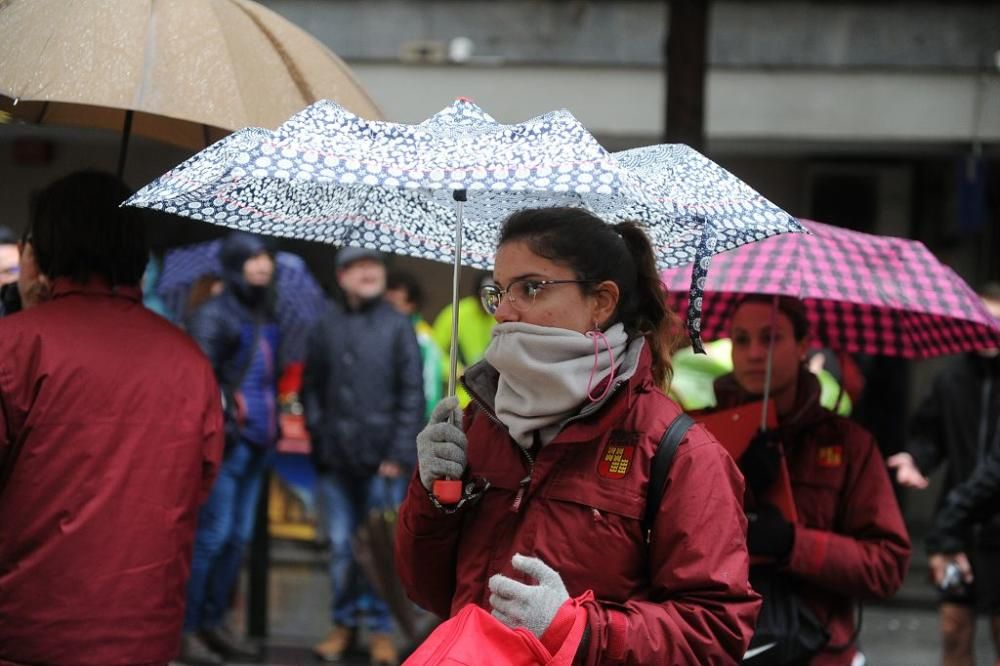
[184,440,272,631]
[316,471,408,633]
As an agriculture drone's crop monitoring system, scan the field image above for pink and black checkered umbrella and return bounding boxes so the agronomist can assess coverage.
[660,220,1000,359]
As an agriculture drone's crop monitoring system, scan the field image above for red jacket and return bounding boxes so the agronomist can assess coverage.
[0,280,223,666]
[715,370,911,666]
[397,343,760,665]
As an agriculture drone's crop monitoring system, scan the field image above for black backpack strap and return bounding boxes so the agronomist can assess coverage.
[644,413,696,542]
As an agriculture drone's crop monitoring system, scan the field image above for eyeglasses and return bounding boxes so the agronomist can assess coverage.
[479,278,595,315]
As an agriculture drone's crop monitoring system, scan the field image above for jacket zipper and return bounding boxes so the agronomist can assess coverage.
[461,376,535,512]
[461,373,629,513]
[507,379,629,512]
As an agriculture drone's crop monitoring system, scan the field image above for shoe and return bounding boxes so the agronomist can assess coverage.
[313,625,355,662]
[200,625,261,661]
[369,632,398,666]
[178,632,224,666]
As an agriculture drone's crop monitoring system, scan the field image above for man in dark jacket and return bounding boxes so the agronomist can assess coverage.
[181,232,283,664]
[890,284,1000,665]
[0,172,223,666]
[304,247,424,665]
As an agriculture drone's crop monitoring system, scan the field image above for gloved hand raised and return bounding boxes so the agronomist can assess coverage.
[740,429,782,497]
[747,502,795,559]
[489,554,570,639]
[416,396,467,491]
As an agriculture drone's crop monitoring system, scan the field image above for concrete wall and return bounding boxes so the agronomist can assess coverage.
[343,63,1000,147]
[264,1,999,69]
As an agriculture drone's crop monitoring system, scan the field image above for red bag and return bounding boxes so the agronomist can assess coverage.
[404,592,593,666]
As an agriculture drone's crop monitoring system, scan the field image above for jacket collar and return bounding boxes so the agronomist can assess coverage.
[50,277,142,303]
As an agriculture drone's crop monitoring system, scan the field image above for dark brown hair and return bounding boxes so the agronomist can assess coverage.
[498,207,681,388]
[30,171,148,286]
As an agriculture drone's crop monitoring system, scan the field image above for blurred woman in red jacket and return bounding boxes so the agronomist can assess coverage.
[714,295,911,665]
[397,207,760,664]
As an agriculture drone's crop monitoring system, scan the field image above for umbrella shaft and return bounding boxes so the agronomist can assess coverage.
[448,195,466,399]
[761,294,779,430]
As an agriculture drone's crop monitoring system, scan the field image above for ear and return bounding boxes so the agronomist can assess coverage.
[590,280,620,329]
[796,338,810,361]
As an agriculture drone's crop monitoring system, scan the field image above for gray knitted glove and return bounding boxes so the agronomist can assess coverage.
[489,554,570,638]
[416,396,467,491]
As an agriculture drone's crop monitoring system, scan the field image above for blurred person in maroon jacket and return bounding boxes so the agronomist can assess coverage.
[712,295,910,665]
[0,172,224,666]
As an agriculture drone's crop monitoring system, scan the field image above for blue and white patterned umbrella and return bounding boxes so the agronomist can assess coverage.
[126,98,804,354]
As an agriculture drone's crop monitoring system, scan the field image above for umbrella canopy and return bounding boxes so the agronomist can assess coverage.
[0,0,381,150]
[660,220,1000,358]
[158,239,325,362]
[126,97,805,373]
[125,98,803,269]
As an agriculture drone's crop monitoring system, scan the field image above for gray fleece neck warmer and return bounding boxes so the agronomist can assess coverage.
[483,322,629,449]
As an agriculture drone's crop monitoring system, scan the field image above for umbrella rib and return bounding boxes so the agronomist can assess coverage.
[132,0,159,111]
[34,100,49,123]
[231,0,315,106]
[26,0,67,98]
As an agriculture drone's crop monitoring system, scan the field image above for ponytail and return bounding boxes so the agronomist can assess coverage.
[612,222,682,389]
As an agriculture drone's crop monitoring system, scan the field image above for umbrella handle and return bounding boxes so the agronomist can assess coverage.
[432,479,464,504]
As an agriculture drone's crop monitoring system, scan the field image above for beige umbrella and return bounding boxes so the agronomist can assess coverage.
[0,0,382,171]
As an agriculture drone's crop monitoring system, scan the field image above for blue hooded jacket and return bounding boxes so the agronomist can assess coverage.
[187,233,281,447]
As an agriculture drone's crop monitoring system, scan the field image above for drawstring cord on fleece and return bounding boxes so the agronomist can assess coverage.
[585,325,616,403]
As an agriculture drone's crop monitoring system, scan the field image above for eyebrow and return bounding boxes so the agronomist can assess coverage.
[494,272,547,289]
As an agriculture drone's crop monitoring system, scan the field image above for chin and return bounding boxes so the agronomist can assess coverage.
[735,376,764,396]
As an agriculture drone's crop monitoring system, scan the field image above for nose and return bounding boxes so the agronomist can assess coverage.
[745,339,768,361]
[493,294,519,324]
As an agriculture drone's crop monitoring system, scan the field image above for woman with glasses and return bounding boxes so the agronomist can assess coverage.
[396,207,760,664]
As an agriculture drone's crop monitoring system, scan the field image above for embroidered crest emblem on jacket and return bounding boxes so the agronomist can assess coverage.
[599,431,639,479]
[817,445,844,468]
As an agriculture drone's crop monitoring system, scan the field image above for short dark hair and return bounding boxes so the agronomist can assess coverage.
[731,294,811,341]
[387,271,424,309]
[498,207,680,388]
[30,171,148,286]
